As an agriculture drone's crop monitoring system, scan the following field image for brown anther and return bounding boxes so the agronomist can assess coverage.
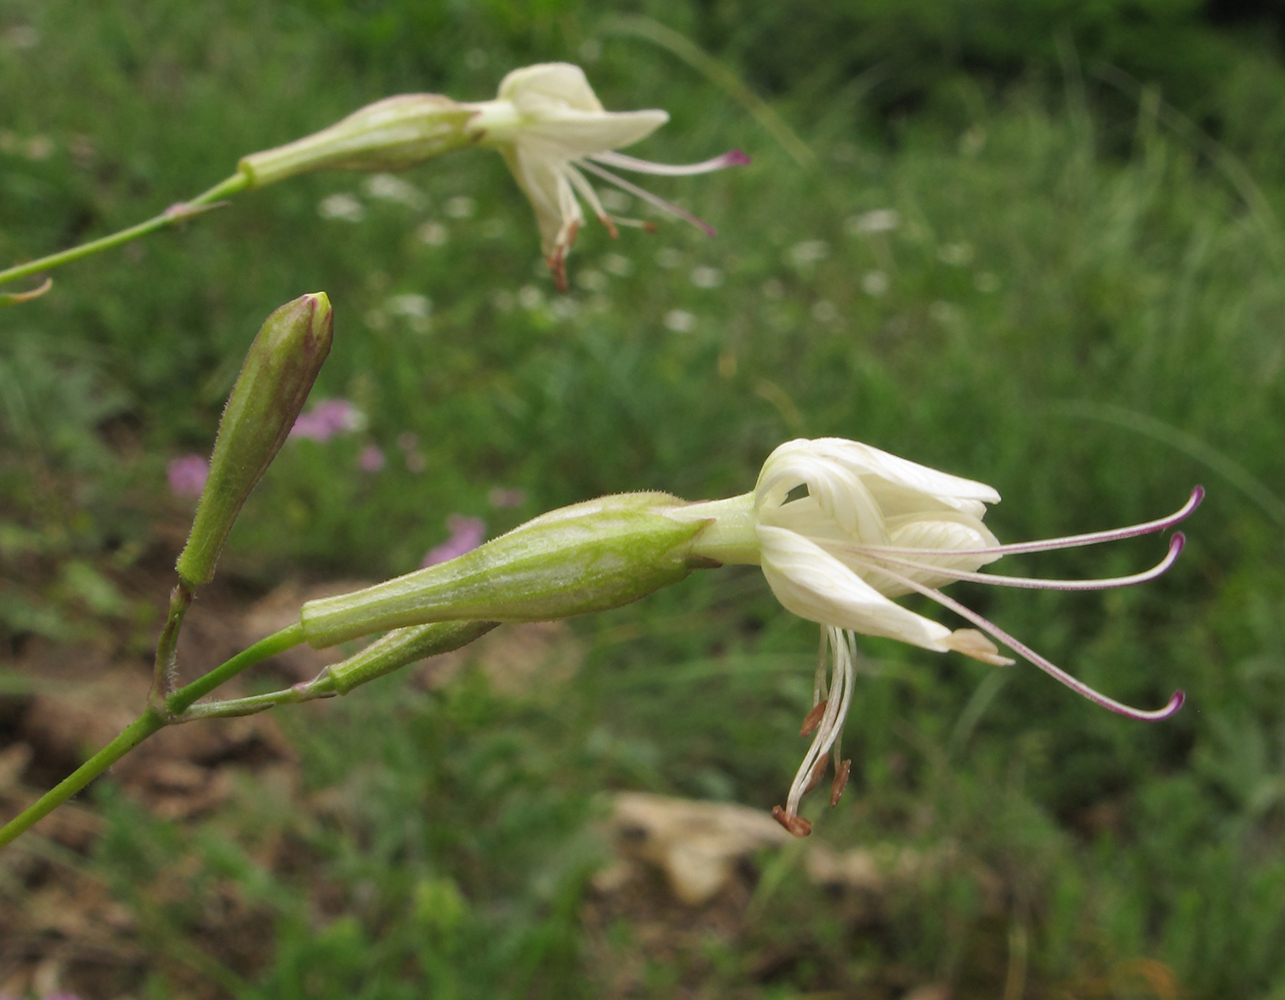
[642,221,658,233]
[771,805,813,838]
[800,699,828,736]
[599,214,619,239]
[802,754,829,795]
[829,759,852,807]
[546,252,568,293]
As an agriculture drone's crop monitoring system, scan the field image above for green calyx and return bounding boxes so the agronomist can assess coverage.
[238,95,479,189]
[300,493,712,648]
[176,293,333,586]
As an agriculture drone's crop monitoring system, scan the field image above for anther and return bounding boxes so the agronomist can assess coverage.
[771,805,813,838]
[800,699,829,736]
[829,759,852,806]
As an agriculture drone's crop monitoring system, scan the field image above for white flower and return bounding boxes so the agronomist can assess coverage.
[678,437,1202,835]
[466,63,749,290]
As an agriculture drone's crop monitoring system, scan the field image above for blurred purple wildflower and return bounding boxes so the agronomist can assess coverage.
[289,399,365,442]
[167,454,209,499]
[420,515,486,567]
[358,445,386,472]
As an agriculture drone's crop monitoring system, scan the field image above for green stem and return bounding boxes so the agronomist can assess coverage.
[165,622,306,715]
[177,671,337,722]
[0,622,305,851]
[0,172,249,288]
[0,708,165,849]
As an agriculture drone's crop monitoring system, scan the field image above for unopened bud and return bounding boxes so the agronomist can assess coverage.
[328,621,499,695]
[238,95,478,189]
[176,293,333,585]
[300,493,714,648]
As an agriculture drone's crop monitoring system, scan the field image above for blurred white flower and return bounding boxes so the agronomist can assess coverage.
[938,242,974,266]
[417,220,449,246]
[846,208,900,235]
[663,309,696,333]
[690,266,724,289]
[677,437,1200,835]
[576,268,608,292]
[602,253,634,276]
[787,240,829,267]
[444,195,476,219]
[317,193,365,222]
[860,270,889,297]
[361,172,423,206]
[466,63,749,290]
[811,299,839,323]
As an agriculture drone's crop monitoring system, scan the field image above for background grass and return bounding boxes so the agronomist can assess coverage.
[3,0,1285,996]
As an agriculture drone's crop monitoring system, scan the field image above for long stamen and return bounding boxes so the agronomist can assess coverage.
[849,487,1203,559]
[577,159,717,237]
[864,562,1184,721]
[589,148,752,176]
[854,533,1185,591]
[783,627,855,823]
[563,163,618,238]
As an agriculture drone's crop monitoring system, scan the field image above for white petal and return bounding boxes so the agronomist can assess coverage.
[885,512,1002,568]
[758,526,952,651]
[809,438,1001,513]
[755,442,888,543]
[518,110,668,158]
[497,63,604,113]
[501,148,581,255]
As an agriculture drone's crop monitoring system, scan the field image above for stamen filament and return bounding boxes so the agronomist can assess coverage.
[563,163,618,238]
[785,627,856,820]
[867,563,1184,721]
[854,532,1185,591]
[578,159,717,237]
[589,148,752,176]
[847,487,1203,559]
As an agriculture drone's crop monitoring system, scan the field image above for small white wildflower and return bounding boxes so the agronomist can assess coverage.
[517,285,544,310]
[465,63,748,289]
[674,438,1200,835]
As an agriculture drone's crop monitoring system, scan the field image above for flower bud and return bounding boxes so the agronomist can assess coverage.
[328,621,500,695]
[176,293,333,585]
[238,95,477,189]
[300,493,711,648]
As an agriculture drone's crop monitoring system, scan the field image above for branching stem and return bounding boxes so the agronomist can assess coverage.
[0,621,305,850]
